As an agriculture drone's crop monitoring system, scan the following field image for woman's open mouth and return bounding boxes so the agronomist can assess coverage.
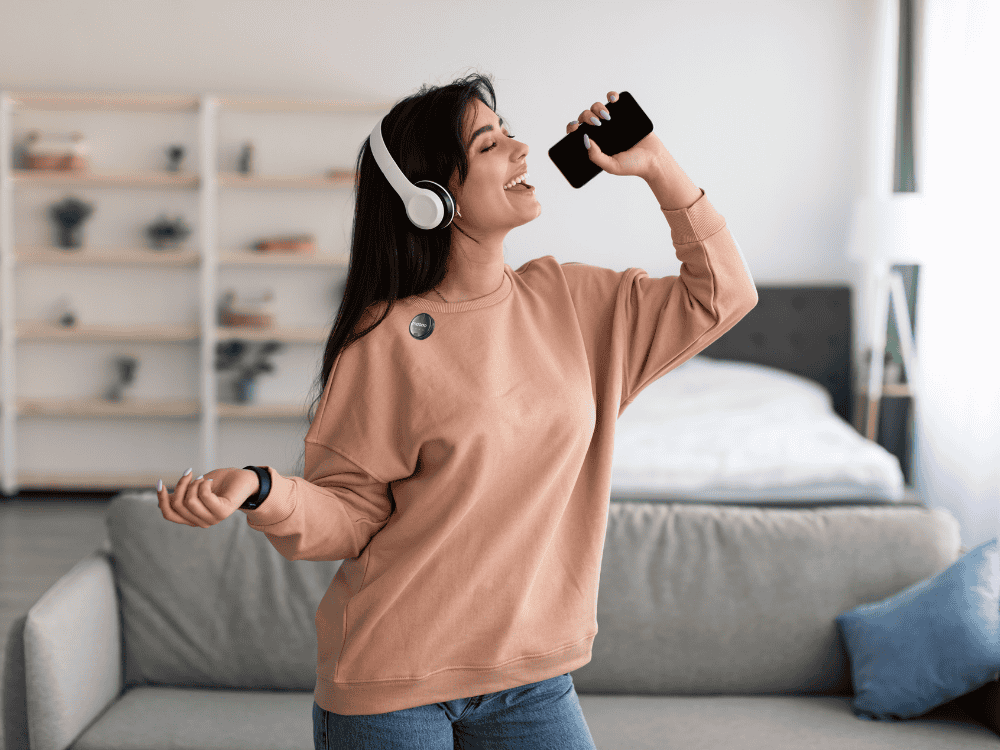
[503,172,533,193]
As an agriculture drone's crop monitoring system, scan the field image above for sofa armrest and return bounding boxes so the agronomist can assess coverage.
[24,550,123,750]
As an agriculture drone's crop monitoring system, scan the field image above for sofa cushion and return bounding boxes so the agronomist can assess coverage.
[69,688,999,750]
[572,502,962,695]
[836,536,999,720]
[107,492,963,695]
[105,491,342,691]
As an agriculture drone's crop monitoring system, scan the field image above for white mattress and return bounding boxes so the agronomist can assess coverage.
[611,356,907,503]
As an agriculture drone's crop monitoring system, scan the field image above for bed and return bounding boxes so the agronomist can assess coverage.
[611,285,915,507]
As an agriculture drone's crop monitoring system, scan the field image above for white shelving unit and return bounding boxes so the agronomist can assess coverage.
[0,89,395,496]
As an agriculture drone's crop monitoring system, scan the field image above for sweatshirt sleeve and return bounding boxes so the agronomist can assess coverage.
[561,187,758,411]
[239,444,393,562]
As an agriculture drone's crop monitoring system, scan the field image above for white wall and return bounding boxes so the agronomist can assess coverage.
[0,0,873,484]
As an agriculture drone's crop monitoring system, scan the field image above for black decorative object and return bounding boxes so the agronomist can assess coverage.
[49,195,94,249]
[215,339,283,404]
[53,294,77,328]
[166,144,185,172]
[105,355,139,402]
[238,141,255,175]
[146,214,192,250]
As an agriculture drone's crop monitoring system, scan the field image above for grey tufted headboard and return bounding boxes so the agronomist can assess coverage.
[699,285,853,427]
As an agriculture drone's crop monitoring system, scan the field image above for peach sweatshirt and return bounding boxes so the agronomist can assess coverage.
[242,187,757,715]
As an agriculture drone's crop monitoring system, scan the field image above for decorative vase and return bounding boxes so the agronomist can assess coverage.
[234,376,256,404]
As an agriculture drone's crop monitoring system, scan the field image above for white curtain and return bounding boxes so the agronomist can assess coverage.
[912,0,1000,548]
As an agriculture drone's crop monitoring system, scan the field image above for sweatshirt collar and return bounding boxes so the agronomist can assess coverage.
[406,264,513,313]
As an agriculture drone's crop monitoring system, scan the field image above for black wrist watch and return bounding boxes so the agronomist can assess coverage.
[241,466,271,510]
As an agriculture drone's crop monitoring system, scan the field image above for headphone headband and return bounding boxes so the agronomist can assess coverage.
[368,115,455,231]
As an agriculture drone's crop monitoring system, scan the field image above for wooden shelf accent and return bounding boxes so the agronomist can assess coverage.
[216,402,309,419]
[11,169,358,190]
[14,320,329,343]
[216,97,394,113]
[5,89,395,114]
[18,397,201,418]
[13,245,349,267]
[16,397,308,420]
[16,245,201,267]
[17,321,201,341]
[7,91,202,112]
[217,171,355,189]
[12,168,200,189]
[220,250,348,266]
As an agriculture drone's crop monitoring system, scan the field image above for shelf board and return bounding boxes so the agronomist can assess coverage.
[220,250,349,267]
[216,402,309,418]
[7,91,202,112]
[13,168,199,189]
[5,90,395,114]
[16,246,201,267]
[217,97,395,113]
[18,397,201,418]
[14,320,329,343]
[17,321,201,341]
[217,171,354,189]
[14,246,349,267]
[16,397,308,419]
[11,169,357,189]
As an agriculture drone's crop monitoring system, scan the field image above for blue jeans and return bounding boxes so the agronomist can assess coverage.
[312,672,597,750]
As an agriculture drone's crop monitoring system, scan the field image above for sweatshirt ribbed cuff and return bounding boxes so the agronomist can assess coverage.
[661,188,727,245]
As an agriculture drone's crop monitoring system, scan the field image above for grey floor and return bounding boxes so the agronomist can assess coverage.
[0,497,112,750]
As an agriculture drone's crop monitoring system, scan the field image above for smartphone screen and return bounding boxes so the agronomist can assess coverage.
[548,91,654,189]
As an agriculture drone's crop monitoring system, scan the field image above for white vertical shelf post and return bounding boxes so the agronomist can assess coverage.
[0,92,17,496]
[199,95,219,472]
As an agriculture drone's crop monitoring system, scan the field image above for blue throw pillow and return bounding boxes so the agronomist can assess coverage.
[836,536,999,721]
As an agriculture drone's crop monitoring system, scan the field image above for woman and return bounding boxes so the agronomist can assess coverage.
[157,72,757,749]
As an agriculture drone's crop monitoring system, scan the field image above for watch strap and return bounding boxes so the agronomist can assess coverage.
[240,465,271,510]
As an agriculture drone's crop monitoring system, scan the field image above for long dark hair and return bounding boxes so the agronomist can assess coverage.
[293,71,507,476]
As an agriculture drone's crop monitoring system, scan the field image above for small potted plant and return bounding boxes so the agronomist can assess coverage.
[146,214,192,250]
[49,195,95,248]
[215,339,283,404]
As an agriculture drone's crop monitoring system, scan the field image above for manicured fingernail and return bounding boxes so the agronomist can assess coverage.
[568,121,576,129]
[610,94,618,102]
[600,109,610,120]
[196,475,203,480]
[157,479,163,492]
[584,134,591,149]
[183,468,192,476]
[589,116,600,126]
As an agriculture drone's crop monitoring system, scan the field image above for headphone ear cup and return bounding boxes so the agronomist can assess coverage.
[414,180,456,229]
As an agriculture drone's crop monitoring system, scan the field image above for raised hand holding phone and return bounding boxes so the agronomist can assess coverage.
[157,467,258,527]
[549,90,666,187]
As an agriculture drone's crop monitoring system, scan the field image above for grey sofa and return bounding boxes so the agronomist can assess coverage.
[4,491,998,750]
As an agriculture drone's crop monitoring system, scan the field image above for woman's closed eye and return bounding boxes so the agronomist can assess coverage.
[483,134,515,152]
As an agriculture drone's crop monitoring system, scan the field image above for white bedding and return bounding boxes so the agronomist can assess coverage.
[611,355,906,503]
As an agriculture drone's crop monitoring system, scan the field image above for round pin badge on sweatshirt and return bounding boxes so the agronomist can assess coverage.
[409,313,434,340]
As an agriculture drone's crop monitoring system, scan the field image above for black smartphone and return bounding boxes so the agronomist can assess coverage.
[548,91,654,189]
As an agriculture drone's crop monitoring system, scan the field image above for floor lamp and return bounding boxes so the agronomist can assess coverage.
[847,193,934,442]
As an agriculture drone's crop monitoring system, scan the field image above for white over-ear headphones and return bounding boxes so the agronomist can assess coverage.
[368,115,457,231]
